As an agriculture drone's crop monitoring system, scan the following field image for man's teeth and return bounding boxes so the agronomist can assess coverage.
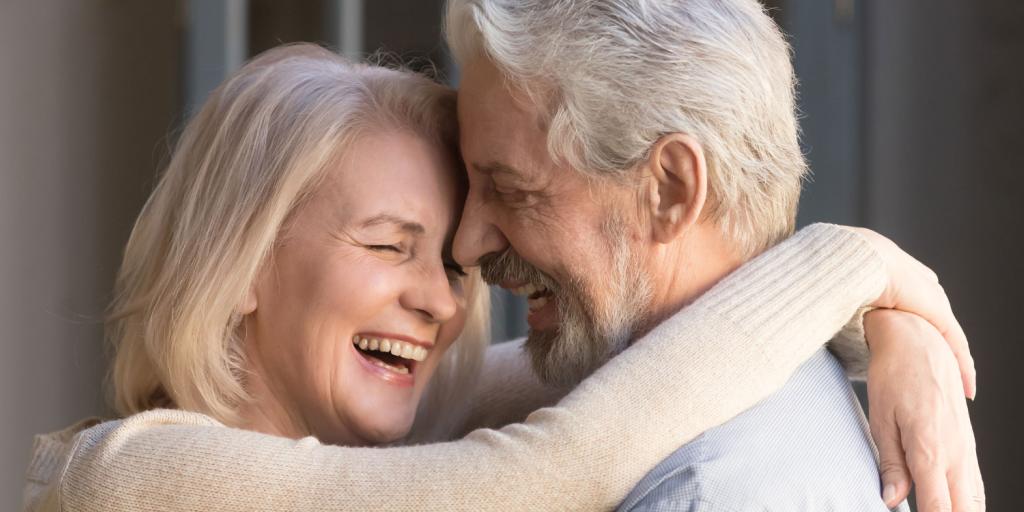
[510,283,551,312]
[352,335,428,362]
[511,283,549,297]
[526,294,549,312]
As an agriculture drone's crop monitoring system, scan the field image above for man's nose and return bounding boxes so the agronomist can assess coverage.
[453,194,508,267]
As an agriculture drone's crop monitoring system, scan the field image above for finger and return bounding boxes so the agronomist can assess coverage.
[912,465,953,512]
[961,352,977,401]
[926,287,975,398]
[950,416,985,512]
[949,463,985,512]
[940,313,975,399]
[870,413,912,508]
[901,279,976,399]
[972,450,987,511]
[904,398,953,512]
[972,472,987,512]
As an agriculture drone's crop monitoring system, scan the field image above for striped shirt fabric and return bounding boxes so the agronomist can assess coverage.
[618,348,911,512]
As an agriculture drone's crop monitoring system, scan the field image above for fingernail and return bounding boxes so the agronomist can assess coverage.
[882,483,896,505]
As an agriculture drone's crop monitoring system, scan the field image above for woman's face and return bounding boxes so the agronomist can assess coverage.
[243,130,468,445]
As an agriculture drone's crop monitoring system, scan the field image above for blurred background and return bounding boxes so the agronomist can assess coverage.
[1,1,1021,510]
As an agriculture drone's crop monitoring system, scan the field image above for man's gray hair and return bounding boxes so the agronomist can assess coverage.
[446,0,807,256]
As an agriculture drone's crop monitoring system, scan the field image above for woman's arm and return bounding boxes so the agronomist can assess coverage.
[402,338,561,444]
[408,225,982,511]
[57,223,889,511]
[865,310,984,510]
[440,339,564,436]
[430,258,948,435]
[825,308,874,380]
[438,311,868,438]
[436,324,871,442]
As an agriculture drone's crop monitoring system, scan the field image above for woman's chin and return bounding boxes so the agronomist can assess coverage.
[327,356,425,444]
[311,413,413,446]
[335,399,418,446]
[351,416,415,445]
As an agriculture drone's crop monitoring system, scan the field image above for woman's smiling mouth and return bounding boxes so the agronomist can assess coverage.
[351,334,431,386]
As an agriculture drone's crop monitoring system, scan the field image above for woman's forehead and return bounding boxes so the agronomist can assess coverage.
[311,131,462,238]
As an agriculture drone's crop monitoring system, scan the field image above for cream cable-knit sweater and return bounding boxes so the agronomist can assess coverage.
[23,223,885,511]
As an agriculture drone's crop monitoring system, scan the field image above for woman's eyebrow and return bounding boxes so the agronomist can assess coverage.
[359,213,426,235]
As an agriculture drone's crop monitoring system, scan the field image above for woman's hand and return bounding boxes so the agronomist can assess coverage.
[864,309,984,512]
[847,227,976,399]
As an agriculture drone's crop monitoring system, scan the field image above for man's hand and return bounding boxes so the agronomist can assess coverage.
[865,309,984,512]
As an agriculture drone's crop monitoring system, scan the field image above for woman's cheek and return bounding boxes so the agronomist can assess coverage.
[437,303,468,349]
[354,260,404,299]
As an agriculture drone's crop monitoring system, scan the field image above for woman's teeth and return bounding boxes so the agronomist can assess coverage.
[352,335,428,362]
[366,356,409,374]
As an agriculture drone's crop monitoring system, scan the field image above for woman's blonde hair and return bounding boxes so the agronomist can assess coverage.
[108,43,489,427]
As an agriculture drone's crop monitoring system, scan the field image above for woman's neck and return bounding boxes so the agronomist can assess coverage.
[234,353,311,440]
[235,395,307,440]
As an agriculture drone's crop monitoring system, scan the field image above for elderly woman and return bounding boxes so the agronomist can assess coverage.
[24,44,975,511]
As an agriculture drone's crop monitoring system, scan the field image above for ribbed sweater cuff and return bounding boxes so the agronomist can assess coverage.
[696,223,887,345]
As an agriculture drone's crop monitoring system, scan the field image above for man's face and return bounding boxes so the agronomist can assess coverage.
[454,59,653,387]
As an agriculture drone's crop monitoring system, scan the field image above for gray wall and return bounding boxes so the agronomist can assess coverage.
[862,2,1024,509]
[788,0,864,228]
[0,1,180,508]
[790,1,1023,509]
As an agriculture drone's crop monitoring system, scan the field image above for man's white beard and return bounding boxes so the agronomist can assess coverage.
[481,212,653,388]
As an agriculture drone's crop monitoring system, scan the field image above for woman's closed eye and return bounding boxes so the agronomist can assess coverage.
[365,243,414,263]
[369,244,462,282]
[444,261,466,281]
[367,244,403,254]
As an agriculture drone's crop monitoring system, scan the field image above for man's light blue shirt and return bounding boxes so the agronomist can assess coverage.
[618,348,910,511]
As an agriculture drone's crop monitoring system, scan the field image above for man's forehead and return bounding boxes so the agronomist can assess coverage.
[457,60,552,177]
[458,59,542,125]
[456,118,549,183]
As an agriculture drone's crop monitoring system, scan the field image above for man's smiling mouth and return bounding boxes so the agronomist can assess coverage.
[508,282,553,312]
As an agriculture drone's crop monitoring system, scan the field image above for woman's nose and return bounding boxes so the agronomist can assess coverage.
[401,264,459,324]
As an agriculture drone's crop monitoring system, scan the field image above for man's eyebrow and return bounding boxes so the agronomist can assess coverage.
[475,161,524,179]
[359,213,426,235]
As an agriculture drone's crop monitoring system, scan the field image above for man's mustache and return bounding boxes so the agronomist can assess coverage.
[479,248,557,292]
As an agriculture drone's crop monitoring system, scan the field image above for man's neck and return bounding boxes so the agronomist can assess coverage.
[637,224,745,337]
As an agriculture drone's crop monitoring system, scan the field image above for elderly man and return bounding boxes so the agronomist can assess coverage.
[445,0,982,510]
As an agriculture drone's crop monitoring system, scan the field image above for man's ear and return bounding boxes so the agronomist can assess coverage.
[643,133,707,243]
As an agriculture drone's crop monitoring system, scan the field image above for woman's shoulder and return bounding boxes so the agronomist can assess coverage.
[59,409,225,451]
[22,409,223,512]
[95,408,225,431]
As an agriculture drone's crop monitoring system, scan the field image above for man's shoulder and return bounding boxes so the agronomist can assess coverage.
[619,348,894,511]
[616,438,813,512]
[617,443,776,512]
